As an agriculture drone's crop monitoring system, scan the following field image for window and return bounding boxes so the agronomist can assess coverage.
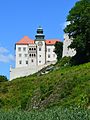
[48,48,50,52]
[23,47,26,51]
[19,60,22,64]
[29,54,31,57]
[48,54,50,58]
[32,48,33,50]
[19,54,22,57]
[34,48,36,50]
[29,48,31,50]
[25,54,27,57]
[39,47,41,51]
[39,55,41,57]
[34,54,36,57]
[31,59,34,62]
[18,47,21,51]
[39,61,41,63]
[26,61,28,64]
[32,54,33,57]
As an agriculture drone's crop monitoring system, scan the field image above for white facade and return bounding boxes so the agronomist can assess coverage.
[62,34,76,57]
[16,45,28,68]
[15,42,57,68]
[35,40,46,66]
[46,45,57,63]
[28,44,37,67]
[10,27,60,80]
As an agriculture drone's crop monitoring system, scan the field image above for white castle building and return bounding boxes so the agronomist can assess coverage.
[10,26,60,80]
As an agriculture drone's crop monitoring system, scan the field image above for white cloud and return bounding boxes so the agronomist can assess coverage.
[0,47,9,53]
[0,46,15,63]
[62,21,70,29]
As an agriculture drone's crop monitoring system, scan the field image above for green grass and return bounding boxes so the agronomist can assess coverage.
[0,62,90,111]
[0,107,90,120]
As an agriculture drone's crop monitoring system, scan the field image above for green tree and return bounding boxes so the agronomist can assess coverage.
[64,0,90,65]
[54,41,63,60]
[0,75,8,82]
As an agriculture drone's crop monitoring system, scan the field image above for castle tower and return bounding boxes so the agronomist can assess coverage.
[62,34,76,57]
[35,26,46,66]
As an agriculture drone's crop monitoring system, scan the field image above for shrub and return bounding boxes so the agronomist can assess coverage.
[56,56,71,67]
[0,75,8,82]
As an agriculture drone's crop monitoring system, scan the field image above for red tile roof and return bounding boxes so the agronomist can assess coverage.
[16,36,34,45]
[16,36,60,45]
[45,39,60,45]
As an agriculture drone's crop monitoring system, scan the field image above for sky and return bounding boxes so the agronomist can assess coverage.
[0,0,78,79]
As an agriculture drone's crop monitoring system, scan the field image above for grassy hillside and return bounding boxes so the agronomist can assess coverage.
[0,62,90,111]
[0,107,90,120]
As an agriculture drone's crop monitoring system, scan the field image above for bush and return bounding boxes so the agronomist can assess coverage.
[0,75,8,82]
[56,57,71,67]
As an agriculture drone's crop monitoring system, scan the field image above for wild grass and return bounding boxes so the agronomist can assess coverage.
[0,107,90,120]
[0,62,90,111]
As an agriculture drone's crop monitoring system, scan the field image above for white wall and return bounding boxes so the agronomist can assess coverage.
[46,45,57,63]
[62,34,76,57]
[10,61,56,80]
[35,41,46,66]
[28,44,37,66]
[16,45,28,68]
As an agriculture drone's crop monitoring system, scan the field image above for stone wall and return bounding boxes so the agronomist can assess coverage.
[10,61,56,80]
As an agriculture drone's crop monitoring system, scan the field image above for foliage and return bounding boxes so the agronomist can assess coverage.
[56,56,71,67]
[64,0,90,65]
[0,75,8,82]
[54,41,63,60]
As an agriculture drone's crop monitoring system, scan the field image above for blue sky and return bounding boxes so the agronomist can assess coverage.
[0,0,78,79]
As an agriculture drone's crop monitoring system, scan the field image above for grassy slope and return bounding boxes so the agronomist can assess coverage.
[0,62,90,110]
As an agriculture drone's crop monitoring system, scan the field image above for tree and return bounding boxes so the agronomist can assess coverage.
[0,75,8,82]
[64,0,90,65]
[54,41,63,60]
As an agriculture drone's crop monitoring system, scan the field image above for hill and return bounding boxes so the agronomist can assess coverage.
[0,62,90,111]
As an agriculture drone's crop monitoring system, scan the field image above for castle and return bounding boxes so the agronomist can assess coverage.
[10,27,76,80]
[10,26,60,80]
[62,34,76,57]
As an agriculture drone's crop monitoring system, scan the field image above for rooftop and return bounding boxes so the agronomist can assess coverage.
[16,36,61,45]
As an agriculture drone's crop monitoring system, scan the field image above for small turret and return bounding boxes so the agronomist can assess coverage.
[35,26,45,40]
